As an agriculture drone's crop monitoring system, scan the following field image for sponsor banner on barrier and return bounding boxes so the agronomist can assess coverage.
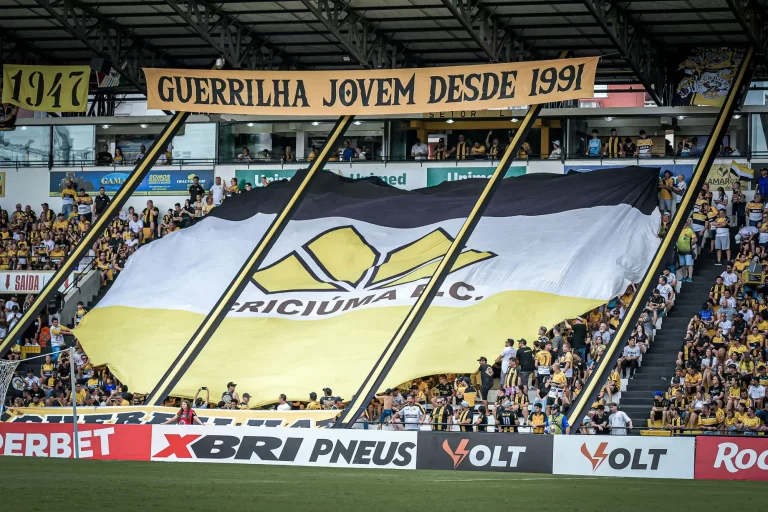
[235,168,425,190]
[553,436,695,479]
[50,169,215,196]
[0,423,151,460]
[416,432,553,473]
[151,425,417,469]
[0,270,81,294]
[5,406,339,428]
[695,436,768,481]
[425,166,526,187]
[144,58,598,116]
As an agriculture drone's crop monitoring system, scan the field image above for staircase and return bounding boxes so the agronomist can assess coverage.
[619,250,722,428]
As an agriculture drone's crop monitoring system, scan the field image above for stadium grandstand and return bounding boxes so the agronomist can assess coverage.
[1,0,768,491]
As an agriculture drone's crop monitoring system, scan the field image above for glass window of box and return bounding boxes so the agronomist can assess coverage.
[94,122,216,165]
[218,120,384,163]
[565,115,730,159]
[53,125,94,165]
[0,125,51,165]
[391,115,555,161]
[169,122,216,163]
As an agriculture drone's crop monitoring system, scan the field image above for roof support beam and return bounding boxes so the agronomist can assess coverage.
[439,0,541,62]
[582,0,668,106]
[0,30,48,67]
[33,0,182,95]
[162,0,298,69]
[299,0,421,68]
[726,0,768,69]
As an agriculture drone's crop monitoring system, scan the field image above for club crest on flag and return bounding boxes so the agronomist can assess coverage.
[252,226,495,294]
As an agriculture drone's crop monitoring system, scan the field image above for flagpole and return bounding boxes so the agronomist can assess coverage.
[334,52,570,428]
[145,115,356,405]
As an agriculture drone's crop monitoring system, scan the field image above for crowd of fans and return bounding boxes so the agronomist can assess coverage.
[644,180,768,434]
[9,169,768,437]
[2,173,254,413]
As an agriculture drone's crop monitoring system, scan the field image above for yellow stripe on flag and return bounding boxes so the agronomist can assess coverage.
[76,291,604,405]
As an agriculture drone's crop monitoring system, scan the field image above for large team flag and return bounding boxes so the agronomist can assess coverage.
[75,167,661,405]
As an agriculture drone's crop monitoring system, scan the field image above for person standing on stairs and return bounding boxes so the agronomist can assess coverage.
[677,219,697,283]
[713,208,731,265]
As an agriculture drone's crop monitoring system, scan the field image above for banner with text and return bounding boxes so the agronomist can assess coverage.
[50,170,214,196]
[0,270,81,294]
[426,166,526,187]
[236,168,423,190]
[235,166,528,190]
[151,425,417,469]
[0,423,151,459]
[416,432,553,473]
[5,406,339,428]
[695,436,768,481]
[553,436,695,479]
[705,161,752,188]
[2,65,90,113]
[144,57,598,115]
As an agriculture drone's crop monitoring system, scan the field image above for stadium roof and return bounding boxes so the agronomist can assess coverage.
[0,0,765,105]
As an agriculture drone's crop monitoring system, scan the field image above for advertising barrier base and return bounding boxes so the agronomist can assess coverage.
[1,422,765,482]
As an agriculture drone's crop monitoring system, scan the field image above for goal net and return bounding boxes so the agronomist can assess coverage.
[0,358,22,415]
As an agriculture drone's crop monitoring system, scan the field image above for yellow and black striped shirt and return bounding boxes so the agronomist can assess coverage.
[455,142,468,160]
[431,405,452,431]
[605,136,622,157]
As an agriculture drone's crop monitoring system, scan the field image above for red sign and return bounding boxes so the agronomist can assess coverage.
[0,423,151,460]
[696,436,768,480]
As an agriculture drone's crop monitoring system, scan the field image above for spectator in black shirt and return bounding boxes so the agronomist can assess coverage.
[94,187,110,219]
[646,288,666,326]
[516,339,534,392]
[188,176,205,204]
[96,144,113,165]
[431,374,453,405]
[565,316,588,362]
[319,387,335,409]
[590,404,609,434]
[477,356,494,409]
[474,405,489,432]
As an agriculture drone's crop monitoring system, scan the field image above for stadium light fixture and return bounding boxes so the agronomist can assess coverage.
[677,115,686,120]
[215,57,226,69]
[342,56,351,62]
[446,119,454,124]
[604,117,613,122]
[20,126,26,130]
[353,121,362,125]
[511,118,518,122]
[733,114,742,119]
[102,125,109,129]
[140,124,148,129]
[311,121,320,126]
[247,122,255,127]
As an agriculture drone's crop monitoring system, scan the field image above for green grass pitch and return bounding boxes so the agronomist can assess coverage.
[0,457,762,511]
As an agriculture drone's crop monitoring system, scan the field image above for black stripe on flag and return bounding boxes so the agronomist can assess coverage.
[208,166,660,228]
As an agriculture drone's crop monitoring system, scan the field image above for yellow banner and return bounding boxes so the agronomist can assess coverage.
[2,65,90,112]
[705,162,741,188]
[5,406,339,427]
[143,57,598,115]
[0,171,6,198]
